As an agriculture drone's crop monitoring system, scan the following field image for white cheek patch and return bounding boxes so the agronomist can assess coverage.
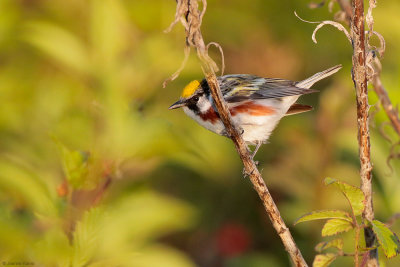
[197,96,211,113]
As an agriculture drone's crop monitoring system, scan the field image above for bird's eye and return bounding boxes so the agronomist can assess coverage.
[192,96,199,102]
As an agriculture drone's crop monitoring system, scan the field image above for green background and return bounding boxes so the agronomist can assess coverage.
[0,0,399,266]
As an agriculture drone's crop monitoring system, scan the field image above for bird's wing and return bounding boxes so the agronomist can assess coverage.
[285,103,313,116]
[218,75,317,103]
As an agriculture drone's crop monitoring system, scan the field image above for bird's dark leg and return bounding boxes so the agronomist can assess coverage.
[251,141,262,162]
[243,142,261,177]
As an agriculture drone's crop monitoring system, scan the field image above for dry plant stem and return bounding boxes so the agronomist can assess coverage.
[350,0,378,266]
[338,0,400,137]
[92,176,112,206]
[355,225,360,267]
[166,1,307,266]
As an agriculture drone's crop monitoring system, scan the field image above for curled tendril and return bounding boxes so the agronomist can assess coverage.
[207,42,225,76]
[366,30,386,58]
[163,0,225,88]
[294,11,351,44]
[366,0,377,40]
[162,45,190,88]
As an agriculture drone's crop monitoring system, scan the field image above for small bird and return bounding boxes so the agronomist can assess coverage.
[169,65,341,157]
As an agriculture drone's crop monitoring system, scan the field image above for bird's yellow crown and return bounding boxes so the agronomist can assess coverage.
[181,80,200,98]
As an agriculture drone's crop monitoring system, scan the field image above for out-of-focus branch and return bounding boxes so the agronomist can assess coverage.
[337,0,400,138]
[350,0,378,266]
[373,71,400,136]
[386,213,400,228]
[337,0,352,21]
[165,1,307,266]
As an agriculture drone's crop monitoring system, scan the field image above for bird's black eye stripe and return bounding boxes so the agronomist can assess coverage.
[187,103,199,114]
[186,94,201,114]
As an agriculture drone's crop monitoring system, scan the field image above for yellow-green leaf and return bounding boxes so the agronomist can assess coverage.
[0,160,57,217]
[53,137,90,189]
[321,219,354,237]
[313,253,337,267]
[294,210,352,225]
[371,219,400,258]
[324,178,365,216]
[72,207,103,267]
[315,239,344,253]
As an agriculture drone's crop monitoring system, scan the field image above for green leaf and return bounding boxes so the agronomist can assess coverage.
[321,219,354,237]
[371,219,400,258]
[53,137,90,189]
[72,207,103,267]
[294,210,352,225]
[312,253,337,267]
[324,178,365,216]
[315,239,344,253]
[0,159,57,217]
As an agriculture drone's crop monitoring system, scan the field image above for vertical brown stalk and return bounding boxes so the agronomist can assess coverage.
[350,0,378,266]
[338,0,400,138]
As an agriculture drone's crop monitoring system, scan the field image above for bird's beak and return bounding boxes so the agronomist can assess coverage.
[168,99,186,110]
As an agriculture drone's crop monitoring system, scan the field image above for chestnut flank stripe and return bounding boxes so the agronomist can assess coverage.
[231,102,275,116]
[199,102,275,124]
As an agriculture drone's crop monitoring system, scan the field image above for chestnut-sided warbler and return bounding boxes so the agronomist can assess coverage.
[169,65,341,156]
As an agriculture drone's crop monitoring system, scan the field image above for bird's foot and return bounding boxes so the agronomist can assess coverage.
[242,164,259,178]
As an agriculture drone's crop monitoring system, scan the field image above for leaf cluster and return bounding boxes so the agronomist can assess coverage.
[295,178,400,267]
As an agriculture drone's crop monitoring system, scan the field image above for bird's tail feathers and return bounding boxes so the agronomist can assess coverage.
[296,64,342,89]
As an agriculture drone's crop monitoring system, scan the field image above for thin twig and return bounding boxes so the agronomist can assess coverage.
[373,73,400,136]
[387,141,400,174]
[294,11,351,44]
[355,225,361,267]
[92,176,112,206]
[361,251,370,267]
[165,1,307,266]
[350,0,378,266]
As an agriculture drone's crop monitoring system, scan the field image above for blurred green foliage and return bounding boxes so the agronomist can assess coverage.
[296,178,400,265]
[0,0,399,266]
